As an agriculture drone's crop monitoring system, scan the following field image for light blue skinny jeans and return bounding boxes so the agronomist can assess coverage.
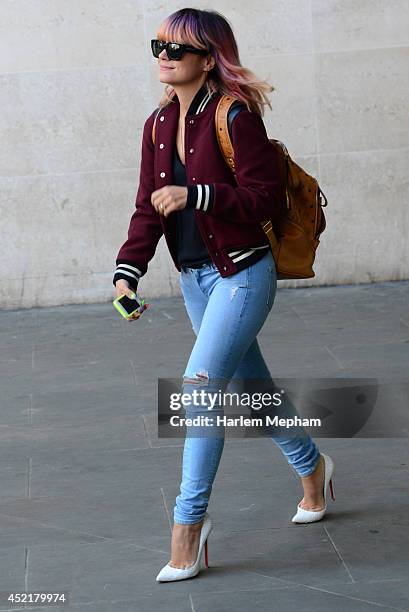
[173,248,320,524]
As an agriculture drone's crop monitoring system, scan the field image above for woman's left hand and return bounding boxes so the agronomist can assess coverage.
[151,186,188,217]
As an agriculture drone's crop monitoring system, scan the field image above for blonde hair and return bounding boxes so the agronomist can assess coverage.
[155,8,275,116]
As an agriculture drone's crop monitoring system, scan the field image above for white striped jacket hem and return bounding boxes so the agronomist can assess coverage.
[227,243,270,264]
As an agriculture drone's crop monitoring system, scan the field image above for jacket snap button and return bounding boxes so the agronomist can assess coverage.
[208,234,213,238]
[192,177,196,181]
[223,266,227,271]
[160,116,164,121]
[159,143,164,149]
[160,171,166,178]
[189,119,194,124]
[215,252,218,256]
[189,148,194,153]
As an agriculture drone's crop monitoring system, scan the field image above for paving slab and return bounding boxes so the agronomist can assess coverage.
[0,280,408,611]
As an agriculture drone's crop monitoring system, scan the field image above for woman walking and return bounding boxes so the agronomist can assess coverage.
[113,8,335,583]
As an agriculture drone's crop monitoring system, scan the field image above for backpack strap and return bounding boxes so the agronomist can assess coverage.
[214,95,245,174]
[215,96,282,255]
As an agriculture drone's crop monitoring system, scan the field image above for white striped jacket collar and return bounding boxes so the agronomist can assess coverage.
[165,83,217,117]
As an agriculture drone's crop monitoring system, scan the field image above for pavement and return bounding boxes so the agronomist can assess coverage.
[0,279,408,611]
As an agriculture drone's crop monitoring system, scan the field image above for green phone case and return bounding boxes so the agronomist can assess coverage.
[113,293,145,319]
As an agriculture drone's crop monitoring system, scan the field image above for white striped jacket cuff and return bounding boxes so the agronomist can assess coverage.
[113,262,142,291]
[185,184,215,213]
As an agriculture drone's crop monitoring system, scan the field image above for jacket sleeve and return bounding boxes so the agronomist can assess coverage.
[184,109,286,224]
[113,109,163,291]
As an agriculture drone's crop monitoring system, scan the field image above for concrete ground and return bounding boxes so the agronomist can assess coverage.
[0,279,408,611]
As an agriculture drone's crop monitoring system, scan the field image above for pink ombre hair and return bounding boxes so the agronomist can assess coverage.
[155,8,274,116]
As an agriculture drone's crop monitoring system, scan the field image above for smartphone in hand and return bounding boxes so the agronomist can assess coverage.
[113,292,150,320]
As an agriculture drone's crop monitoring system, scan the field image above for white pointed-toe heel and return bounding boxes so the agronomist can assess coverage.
[291,452,335,524]
[156,512,212,582]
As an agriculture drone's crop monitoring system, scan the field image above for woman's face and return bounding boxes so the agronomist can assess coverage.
[157,41,214,86]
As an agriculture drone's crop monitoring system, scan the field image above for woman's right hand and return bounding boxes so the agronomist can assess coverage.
[115,279,141,321]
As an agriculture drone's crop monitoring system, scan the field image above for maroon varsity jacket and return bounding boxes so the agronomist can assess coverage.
[113,84,286,291]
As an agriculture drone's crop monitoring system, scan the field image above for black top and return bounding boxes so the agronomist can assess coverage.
[173,142,271,272]
[173,145,212,268]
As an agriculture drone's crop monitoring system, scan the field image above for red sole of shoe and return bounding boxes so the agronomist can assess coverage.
[204,539,209,568]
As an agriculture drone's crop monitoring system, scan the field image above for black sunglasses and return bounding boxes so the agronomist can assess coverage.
[151,39,209,61]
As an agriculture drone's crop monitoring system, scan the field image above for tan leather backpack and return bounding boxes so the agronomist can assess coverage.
[215,95,328,279]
